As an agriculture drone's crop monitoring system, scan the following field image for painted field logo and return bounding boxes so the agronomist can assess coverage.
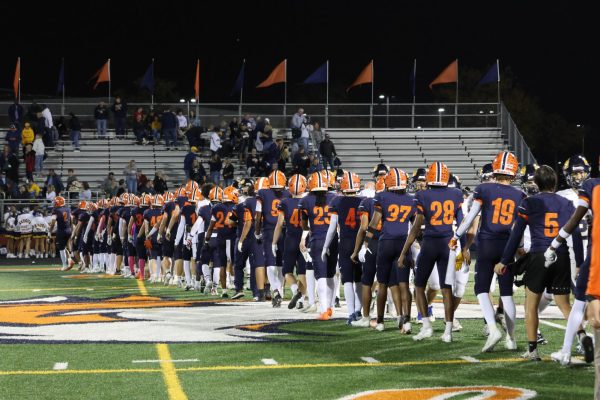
[340,386,536,399]
[0,295,314,344]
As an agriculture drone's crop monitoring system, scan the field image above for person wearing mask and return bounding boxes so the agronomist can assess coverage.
[94,101,109,138]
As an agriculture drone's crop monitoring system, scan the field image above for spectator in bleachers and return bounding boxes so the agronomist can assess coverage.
[8,101,24,128]
[101,172,117,197]
[308,155,323,174]
[184,147,200,180]
[277,139,289,172]
[5,124,20,155]
[23,144,35,182]
[94,101,109,138]
[0,172,8,196]
[229,117,239,148]
[260,120,274,147]
[133,107,146,145]
[55,116,68,140]
[176,109,188,138]
[18,184,31,200]
[41,105,54,148]
[246,148,260,177]
[309,121,324,150]
[66,169,78,190]
[2,145,19,196]
[319,133,337,170]
[137,178,151,195]
[27,101,42,120]
[111,96,128,138]
[145,180,156,194]
[32,133,45,177]
[137,169,148,192]
[21,123,34,150]
[123,160,138,194]
[189,110,201,128]
[222,158,234,187]
[149,113,161,145]
[209,154,222,185]
[238,124,249,163]
[262,138,279,172]
[153,171,168,193]
[44,169,63,194]
[292,145,309,176]
[27,180,41,198]
[68,112,81,152]
[116,179,126,196]
[45,184,56,202]
[80,182,92,200]
[291,108,306,153]
[191,158,206,184]
[210,128,222,155]
[161,106,178,150]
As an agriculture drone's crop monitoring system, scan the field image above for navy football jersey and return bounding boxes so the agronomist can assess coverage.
[211,203,235,239]
[230,202,248,237]
[473,182,526,240]
[198,204,212,233]
[53,206,71,234]
[298,192,337,240]
[143,208,163,229]
[374,191,416,240]
[415,187,464,238]
[277,197,303,237]
[328,195,364,239]
[257,188,291,231]
[358,197,381,240]
[579,178,600,209]
[181,204,197,229]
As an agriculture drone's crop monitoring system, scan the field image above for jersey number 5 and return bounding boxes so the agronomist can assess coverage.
[544,212,559,237]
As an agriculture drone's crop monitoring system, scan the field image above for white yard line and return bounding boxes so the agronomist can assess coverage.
[261,359,278,365]
[53,362,68,370]
[539,320,566,330]
[360,357,380,363]
[460,356,480,363]
[132,359,199,364]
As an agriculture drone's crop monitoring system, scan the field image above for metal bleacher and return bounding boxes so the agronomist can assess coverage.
[329,128,506,188]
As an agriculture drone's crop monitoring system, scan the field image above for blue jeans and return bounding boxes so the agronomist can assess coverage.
[115,117,126,137]
[164,129,176,148]
[322,156,334,170]
[126,177,137,194]
[224,178,233,187]
[96,119,107,138]
[35,155,44,173]
[71,130,80,149]
[298,137,309,153]
[210,171,220,185]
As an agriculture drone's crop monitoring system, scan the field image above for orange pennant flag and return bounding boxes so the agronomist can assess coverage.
[94,59,110,89]
[347,60,373,91]
[194,60,200,100]
[257,60,286,88]
[13,57,20,99]
[429,59,458,89]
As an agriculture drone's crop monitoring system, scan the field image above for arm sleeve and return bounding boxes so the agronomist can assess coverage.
[570,226,584,267]
[500,216,528,265]
[174,216,186,245]
[323,214,339,251]
[190,214,203,236]
[119,218,126,239]
[84,217,95,238]
[455,200,481,238]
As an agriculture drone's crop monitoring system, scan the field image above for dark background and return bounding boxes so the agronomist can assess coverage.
[0,1,597,169]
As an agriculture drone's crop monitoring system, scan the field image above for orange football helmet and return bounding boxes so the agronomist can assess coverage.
[143,194,153,207]
[492,151,519,177]
[426,162,450,187]
[254,177,270,192]
[209,187,224,202]
[375,176,386,193]
[223,186,239,204]
[320,170,335,188]
[184,180,200,196]
[175,186,188,198]
[189,188,203,203]
[87,202,98,212]
[288,174,308,196]
[132,195,142,207]
[385,168,408,190]
[120,193,131,206]
[340,171,361,193]
[78,200,88,210]
[308,171,328,192]
[268,170,287,189]
[53,196,65,208]
[152,194,164,207]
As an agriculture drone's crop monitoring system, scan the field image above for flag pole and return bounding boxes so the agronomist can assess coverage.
[107,58,111,104]
[496,59,501,128]
[284,59,288,121]
[61,58,65,116]
[239,59,245,119]
[454,59,458,128]
[370,60,374,129]
[151,58,155,109]
[411,58,416,128]
[17,57,21,104]
[325,60,329,129]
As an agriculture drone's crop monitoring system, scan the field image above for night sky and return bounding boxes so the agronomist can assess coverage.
[1,1,597,160]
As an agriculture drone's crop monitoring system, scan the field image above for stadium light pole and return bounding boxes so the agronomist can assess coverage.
[576,124,584,154]
[438,107,445,129]
[479,110,484,127]
[379,94,389,128]
[191,98,198,120]
[179,98,189,117]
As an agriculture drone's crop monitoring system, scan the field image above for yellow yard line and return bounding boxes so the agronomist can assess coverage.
[156,344,188,400]
[136,279,149,296]
[0,357,528,376]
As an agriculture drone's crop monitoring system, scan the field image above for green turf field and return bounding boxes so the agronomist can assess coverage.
[0,261,594,400]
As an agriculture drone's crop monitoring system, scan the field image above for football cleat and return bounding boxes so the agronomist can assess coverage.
[413,327,433,341]
[551,350,571,366]
[326,307,333,317]
[452,319,463,332]
[351,317,371,328]
[581,335,594,363]
[375,323,385,332]
[482,322,490,337]
[441,333,452,343]
[296,301,304,310]
[221,292,229,298]
[288,292,303,309]
[402,321,412,335]
[231,291,245,300]
[347,312,358,325]
[301,303,317,313]
[272,292,282,308]
[334,297,341,308]
[521,349,542,361]
[482,328,503,353]
[317,311,331,321]
[505,336,517,351]
[536,332,548,345]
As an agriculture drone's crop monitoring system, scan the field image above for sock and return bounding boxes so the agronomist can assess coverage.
[528,341,537,353]
[317,278,328,313]
[387,288,395,315]
[266,266,280,293]
[277,267,284,291]
[128,256,136,275]
[377,315,384,324]
[139,259,146,279]
[59,250,67,267]
[326,277,334,309]
[477,293,499,332]
[290,283,298,297]
[562,299,586,354]
[212,268,221,287]
[306,270,316,305]
[92,254,98,269]
[354,282,363,313]
[333,274,340,300]
[422,316,432,330]
[445,321,453,335]
[202,264,212,283]
[344,282,355,316]
[183,261,192,286]
[501,295,516,339]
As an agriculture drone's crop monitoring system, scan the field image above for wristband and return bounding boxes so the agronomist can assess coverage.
[550,238,561,250]
[558,227,570,240]
[367,226,378,235]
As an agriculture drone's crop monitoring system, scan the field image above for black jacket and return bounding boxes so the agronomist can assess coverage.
[94,105,109,120]
[319,140,337,158]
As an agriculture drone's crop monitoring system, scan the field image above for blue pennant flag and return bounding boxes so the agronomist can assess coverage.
[231,62,245,95]
[56,59,64,94]
[477,61,499,86]
[140,62,155,93]
[303,62,327,84]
